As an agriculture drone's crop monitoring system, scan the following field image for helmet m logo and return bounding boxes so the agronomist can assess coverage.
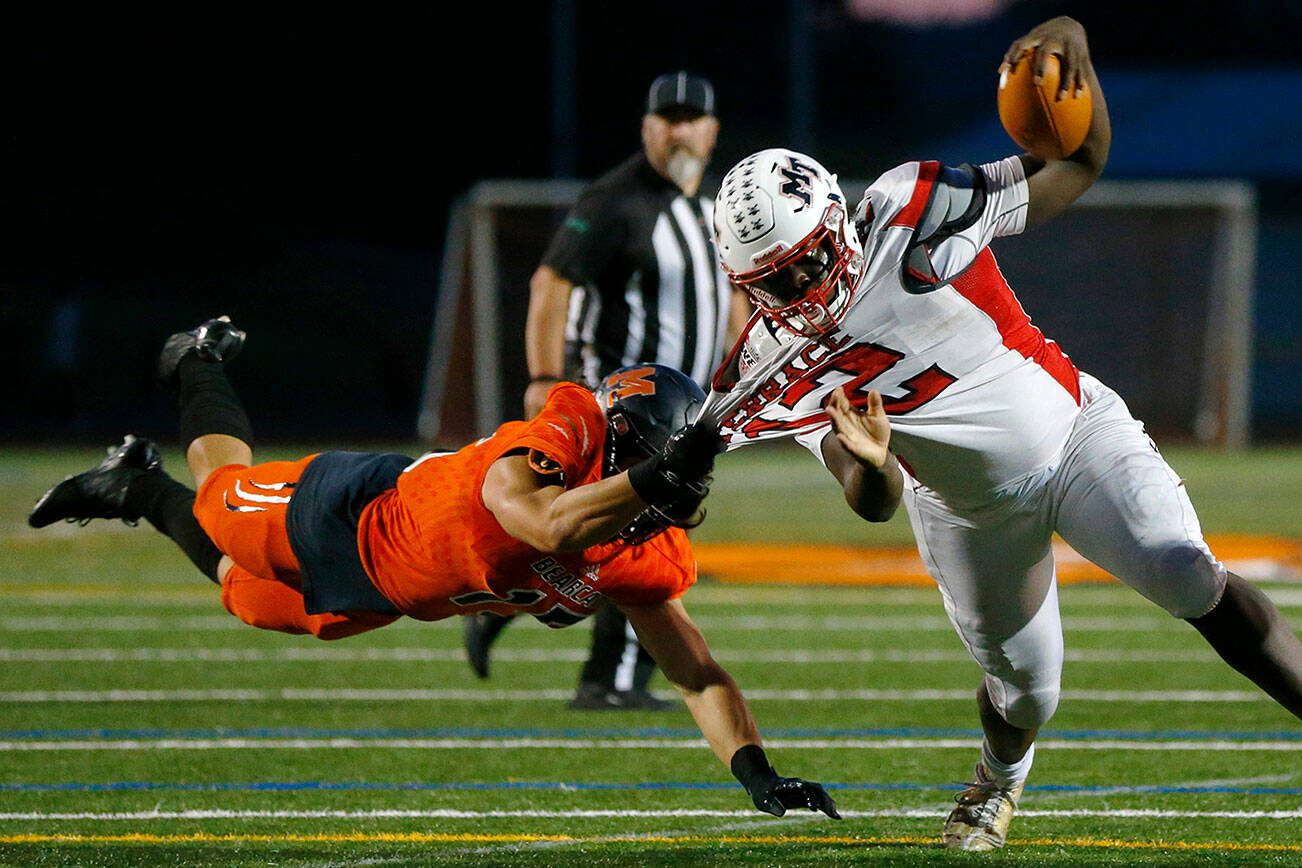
[777,156,816,212]
[601,366,657,406]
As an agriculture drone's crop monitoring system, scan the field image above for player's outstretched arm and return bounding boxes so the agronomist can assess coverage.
[482,455,647,553]
[482,425,719,553]
[1006,16,1112,228]
[821,387,902,522]
[621,599,841,819]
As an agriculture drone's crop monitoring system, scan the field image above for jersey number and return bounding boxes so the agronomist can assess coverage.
[449,589,546,608]
[737,341,956,439]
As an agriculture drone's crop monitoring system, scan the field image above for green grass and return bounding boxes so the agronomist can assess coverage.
[698,440,1302,545]
[1,443,1301,865]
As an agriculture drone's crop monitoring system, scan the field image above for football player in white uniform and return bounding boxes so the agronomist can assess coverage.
[708,15,1302,852]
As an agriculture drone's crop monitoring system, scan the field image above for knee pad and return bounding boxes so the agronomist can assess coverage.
[1135,539,1227,619]
[985,672,1060,730]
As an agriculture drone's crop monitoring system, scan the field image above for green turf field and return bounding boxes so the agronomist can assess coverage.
[2,442,1300,866]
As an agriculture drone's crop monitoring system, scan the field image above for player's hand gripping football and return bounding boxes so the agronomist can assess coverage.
[826,386,891,470]
[1001,15,1089,100]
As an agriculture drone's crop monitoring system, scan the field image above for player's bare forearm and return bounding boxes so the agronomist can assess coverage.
[482,455,646,553]
[680,678,764,766]
[836,449,903,522]
[623,600,763,765]
[1010,16,1112,228]
[524,265,573,418]
[625,600,841,820]
[822,387,902,522]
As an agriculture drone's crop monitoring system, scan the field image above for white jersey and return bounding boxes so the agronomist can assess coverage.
[718,157,1082,509]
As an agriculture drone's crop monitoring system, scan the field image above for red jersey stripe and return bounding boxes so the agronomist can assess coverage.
[951,250,1081,404]
[889,161,941,229]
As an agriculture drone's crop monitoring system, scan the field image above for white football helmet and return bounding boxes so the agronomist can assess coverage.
[714,148,864,337]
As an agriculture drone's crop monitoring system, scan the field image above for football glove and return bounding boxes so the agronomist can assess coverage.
[616,474,712,545]
[626,422,722,508]
[731,744,841,820]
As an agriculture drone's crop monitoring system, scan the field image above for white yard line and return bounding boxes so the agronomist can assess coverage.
[3,808,1299,821]
[0,687,1274,703]
[0,687,1276,704]
[1044,773,1302,799]
[0,647,1222,663]
[0,614,1183,632]
[2,736,1296,751]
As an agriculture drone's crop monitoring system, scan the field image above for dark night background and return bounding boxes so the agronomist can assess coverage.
[4,1,1301,447]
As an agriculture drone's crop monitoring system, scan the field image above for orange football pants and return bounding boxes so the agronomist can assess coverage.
[194,456,400,640]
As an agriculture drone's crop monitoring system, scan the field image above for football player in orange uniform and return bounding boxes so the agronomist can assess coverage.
[29,317,840,820]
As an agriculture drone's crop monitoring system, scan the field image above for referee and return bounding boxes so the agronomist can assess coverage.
[464,71,751,710]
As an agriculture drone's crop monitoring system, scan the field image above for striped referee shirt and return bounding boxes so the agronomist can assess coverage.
[542,152,733,388]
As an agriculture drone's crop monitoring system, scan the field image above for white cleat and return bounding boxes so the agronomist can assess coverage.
[941,763,1024,851]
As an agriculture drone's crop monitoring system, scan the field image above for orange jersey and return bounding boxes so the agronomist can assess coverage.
[357,383,696,626]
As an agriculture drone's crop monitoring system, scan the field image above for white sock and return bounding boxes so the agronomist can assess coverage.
[981,740,1035,789]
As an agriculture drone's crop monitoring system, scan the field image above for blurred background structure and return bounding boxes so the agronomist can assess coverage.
[4,1,1301,446]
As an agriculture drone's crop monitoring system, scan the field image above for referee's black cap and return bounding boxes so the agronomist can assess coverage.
[646,71,715,118]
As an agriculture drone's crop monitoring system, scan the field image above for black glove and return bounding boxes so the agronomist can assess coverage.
[660,472,711,527]
[627,422,722,507]
[731,744,841,819]
[616,474,712,545]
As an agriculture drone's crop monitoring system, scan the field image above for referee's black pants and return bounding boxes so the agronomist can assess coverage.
[578,604,656,693]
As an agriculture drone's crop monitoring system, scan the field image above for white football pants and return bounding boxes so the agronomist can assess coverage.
[903,372,1227,730]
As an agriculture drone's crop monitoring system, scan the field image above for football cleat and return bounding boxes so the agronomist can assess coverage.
[28,435,163,529]
[941,763,1024,851]
[157,315,247,393]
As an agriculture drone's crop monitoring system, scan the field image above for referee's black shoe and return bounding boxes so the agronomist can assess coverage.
[29,435,163,528]
[158,315,246,395]
[463,612,514,679]
[568,683,679,711]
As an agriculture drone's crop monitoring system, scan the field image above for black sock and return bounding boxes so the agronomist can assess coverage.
[632,644,658,693]
[178,354,254,448]
[123,471,224,584]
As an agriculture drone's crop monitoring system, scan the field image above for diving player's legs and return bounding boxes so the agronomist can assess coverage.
[157,316,252,490]
[153,315,255,584]
[905,480,1061,850]
[30,317,256,586]
[193,454,397,639]
[1055,374,1301,718]
[28,435,224,585]
[221,561,397,639]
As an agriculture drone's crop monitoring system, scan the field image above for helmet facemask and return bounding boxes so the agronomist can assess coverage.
[728,204,861,338]
[714,149,864,339]
[593,364,708,545]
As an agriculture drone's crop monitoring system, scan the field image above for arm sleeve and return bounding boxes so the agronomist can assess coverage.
[915,156,1030,284]
[974,156,1030,239]
[540,188,628,287]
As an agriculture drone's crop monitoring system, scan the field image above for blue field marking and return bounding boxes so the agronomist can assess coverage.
[3,781,1300,795]
[3,725,1300,741]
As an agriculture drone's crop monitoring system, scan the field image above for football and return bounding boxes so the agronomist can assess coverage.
[997,50,1092,160]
